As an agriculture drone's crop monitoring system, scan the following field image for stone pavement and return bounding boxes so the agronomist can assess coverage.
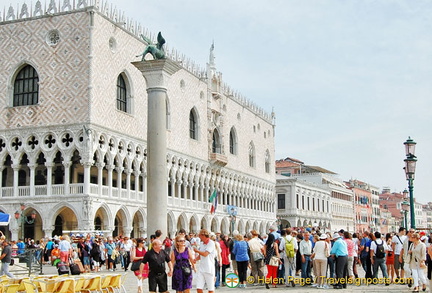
[11,263,430,292]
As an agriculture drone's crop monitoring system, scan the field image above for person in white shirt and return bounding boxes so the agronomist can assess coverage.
[299,232,313,283]
[311,234,330,289]
[392,227,407,282]
[121,236,133,271]
[279,228,298,287]
[370,231,389,283]
[193,229,216,293]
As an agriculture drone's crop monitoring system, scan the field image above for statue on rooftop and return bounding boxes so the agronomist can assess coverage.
[137,31,166,61]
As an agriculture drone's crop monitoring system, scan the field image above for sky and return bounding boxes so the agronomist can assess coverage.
[1,0,431,205]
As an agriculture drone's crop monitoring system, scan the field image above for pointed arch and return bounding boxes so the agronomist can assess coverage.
[212,129,221,154]
[229,127,237,155]
[265,149,271,173]
[177,212,188,231]
[248,141,255,167]
[210,216,219,233]
[189,214,199,234]
[116,73,131,113]
[189,107,199,140]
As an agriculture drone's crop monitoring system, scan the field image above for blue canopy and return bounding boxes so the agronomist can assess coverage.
[0,212,11,226]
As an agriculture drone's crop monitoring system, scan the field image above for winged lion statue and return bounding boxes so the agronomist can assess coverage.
[137,31,166,61]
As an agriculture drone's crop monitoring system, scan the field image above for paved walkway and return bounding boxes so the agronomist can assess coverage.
[10,263,430,292]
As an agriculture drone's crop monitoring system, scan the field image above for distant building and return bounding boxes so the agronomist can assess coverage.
[276,174,332,231]
[346,179,378,233]
[276,158,354,232]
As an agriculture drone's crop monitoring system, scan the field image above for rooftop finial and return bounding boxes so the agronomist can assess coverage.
[209,41,215,66]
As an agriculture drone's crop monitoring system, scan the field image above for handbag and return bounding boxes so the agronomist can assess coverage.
[131,261,141,271]
[181,264,191,276]
[324,243,330,258]
[269,256,279,267]
[252,251,263,262]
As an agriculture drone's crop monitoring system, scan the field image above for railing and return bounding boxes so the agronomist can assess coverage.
[52,184,64,195]
[18,186,30,196]
[1,183,143,204]
[89,184,99,195]
[101,186,109,197]
[35,185,47,196]
[10,248,43,277]
[2,187,14,197]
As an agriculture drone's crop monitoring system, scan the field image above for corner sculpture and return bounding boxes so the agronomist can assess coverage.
[137,31,166,61]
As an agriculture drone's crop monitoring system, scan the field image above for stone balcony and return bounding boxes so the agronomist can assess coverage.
[209,153,228,167]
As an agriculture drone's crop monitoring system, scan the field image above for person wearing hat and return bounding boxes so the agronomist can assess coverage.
[330,233,348,289]
[311,234,330,289]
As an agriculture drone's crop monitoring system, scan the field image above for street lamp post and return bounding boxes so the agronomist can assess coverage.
[401,197,409,229]
[14,204,36,240]
[403,137,417,229]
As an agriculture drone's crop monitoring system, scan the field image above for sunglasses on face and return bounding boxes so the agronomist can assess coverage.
[178,240,185,242]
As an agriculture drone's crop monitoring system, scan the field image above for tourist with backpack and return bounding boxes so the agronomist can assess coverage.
[370,231,390,284]
[279,228,298,287]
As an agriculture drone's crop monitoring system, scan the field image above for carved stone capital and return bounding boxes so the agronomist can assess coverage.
[132,59,181,89]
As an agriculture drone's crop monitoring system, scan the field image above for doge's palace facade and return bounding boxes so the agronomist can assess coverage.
[0,0,276,240]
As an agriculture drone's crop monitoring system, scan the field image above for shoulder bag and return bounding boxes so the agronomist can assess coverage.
[269,255,279,267]
[252,251,264,262]
[131,261,141,271]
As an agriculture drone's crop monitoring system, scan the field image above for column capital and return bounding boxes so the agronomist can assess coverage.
[132,59,181,89]
[81,161,93,167]
[11,164,20,170]
[63,162,72,168]
[45,162,56,168]
[27,163,37,169]
[96,163,106,169]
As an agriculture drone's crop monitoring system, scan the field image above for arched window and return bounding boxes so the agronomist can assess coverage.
[229,127,237,155]
[265,149,271,173]
[212,129,221,153]
[116,74,128,112]
[189,109,198,140]
[13,65,39,106]
[248,142,255,167]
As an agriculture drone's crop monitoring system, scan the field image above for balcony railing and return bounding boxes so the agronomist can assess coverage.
[0,184,145,202]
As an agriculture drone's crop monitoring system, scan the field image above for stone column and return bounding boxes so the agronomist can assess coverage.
[12,164,19,197]
[134,170,140,198]
[43,228,54,238]
[125,168,131,198]
[133,59,181,237]
[106,164,114,197]
[28,163,36,196]
[116,166,124,196]
[82,161,92,195]
[97,163,105,196]
[45,162,54,196]
[63,162,71,195]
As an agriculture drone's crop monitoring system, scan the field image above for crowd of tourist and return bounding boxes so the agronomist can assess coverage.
[0,226,432,292]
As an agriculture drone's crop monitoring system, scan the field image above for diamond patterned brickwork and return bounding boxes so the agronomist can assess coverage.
[0,9,275,182]
[0,12,91,129]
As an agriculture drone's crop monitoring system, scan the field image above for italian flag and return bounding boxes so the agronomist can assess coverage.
[209,189,218,214]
